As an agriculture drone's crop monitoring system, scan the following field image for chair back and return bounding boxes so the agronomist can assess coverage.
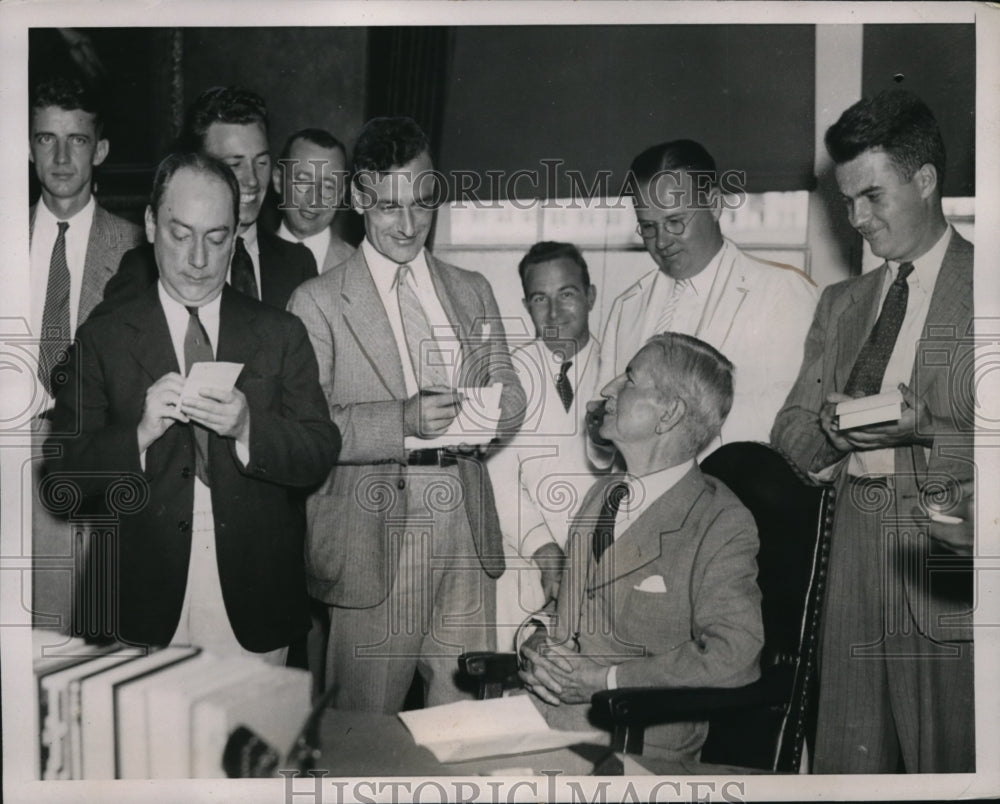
[698,442,834,772]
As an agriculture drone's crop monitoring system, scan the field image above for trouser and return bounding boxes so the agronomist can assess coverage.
[325,466,496,713]
[813,475,975,773]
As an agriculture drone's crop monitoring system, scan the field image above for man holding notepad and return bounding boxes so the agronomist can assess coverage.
[772,90,974,773]
[46,152,339,663]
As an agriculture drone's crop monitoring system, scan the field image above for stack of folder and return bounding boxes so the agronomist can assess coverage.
[32,630,311,779]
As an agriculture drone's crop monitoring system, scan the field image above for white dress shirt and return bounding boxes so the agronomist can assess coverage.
[30,198,97,401]
[849,226,952,477]
[362,238,460,395]
[278,220,330,272]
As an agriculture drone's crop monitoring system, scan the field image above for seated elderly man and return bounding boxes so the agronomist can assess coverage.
[519,332,763,762]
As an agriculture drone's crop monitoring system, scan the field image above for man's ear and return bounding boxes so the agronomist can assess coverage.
[93,139,109,167]
[271,163,284,199]
[143,205,156,244]
[350,179,371,216]
[655,396,685,435]
[708,184,723,223]
[586,284,597,311]
[914,163,939,200]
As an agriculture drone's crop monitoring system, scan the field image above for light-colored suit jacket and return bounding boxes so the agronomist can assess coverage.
[320,231,356,274]
[541,466,764,759]
[772,230,974,642]
[30,202,144,330]
[287,248,527,607]
[598,239,818,444]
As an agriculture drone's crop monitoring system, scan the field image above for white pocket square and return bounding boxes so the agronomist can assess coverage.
[633,575,667,593]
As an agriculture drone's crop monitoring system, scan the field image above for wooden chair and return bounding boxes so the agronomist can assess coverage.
[460,442,835,773]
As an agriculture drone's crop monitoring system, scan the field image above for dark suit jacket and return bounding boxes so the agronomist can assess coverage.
[772,230,974,641]
[287,248,527,607]
[29,202,144,328]
[46,285,340,652]
[97,228,317,315]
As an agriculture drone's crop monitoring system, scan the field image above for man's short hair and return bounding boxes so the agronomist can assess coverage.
[629,139,718,188]
[644,332,734,454]
[30,76,104,136]
[149,151,240,227]
[824,89,946,186]
[179,86,269,152]
[278,128,346,163]
[351,117,429,183]
[517,241,591,295]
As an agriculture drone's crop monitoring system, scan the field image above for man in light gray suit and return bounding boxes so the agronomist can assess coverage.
[29,75,143,631]
[772,90,974,773]
[288,117,526,711]
[520,333,763,762]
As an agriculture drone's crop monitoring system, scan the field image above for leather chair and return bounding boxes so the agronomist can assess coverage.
[460,442,835,773]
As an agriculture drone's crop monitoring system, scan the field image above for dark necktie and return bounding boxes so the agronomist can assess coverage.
[230,236,259,301]
[38,221,71,396]
[184,306,214,486]
[555,360,574,412]
[843,262,915,398]
[397,263,449,387]
[593,481,630,561]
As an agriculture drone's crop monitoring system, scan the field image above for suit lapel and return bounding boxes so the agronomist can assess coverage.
[618,276,651,370]
[341,251,407,398]
[697,242,750,349]
[426,255,473,375]
[125,287,181,380]
[79,205,121,324]
[833,266,886,389]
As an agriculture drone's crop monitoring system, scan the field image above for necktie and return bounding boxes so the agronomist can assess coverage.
[655,279,686,334]
[593,481,630,560]
[397,263,449,387]
[184,306,214,486]
[555,361,574,412]
[38,221,71,396]
[230,236,259,301]
[843,262,915,398]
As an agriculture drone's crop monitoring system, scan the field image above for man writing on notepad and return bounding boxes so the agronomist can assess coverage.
[771,90,974,773]
[46,152,339,662]
[519,333,763,762]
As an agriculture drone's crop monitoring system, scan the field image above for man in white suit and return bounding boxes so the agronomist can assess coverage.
[271,128,355,273]
[598,139,818,447]
[488,242,603,648]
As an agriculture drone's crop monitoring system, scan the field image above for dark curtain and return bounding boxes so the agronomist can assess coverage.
[366,26,456,165]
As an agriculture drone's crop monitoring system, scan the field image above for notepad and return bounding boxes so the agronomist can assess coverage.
[403,382,504,449]
[398,696,605,763]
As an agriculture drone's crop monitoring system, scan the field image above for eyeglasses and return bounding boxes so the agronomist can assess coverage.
[635,214,694,240]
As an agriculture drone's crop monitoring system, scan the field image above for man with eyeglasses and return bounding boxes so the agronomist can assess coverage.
[596,139,818,449]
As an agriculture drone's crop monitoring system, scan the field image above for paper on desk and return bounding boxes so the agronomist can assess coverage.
[836,389,904,430]
[181,362,244,403]
[403,383,503,450]
[398,696,605,763]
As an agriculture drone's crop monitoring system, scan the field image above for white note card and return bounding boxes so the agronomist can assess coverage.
[403,383,504,450]
[181,362,244,404]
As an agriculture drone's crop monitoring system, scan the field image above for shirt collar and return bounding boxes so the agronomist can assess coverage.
[620,459,696,518]
[888,225,952,290]
[361,237,429,297]
[156,280,224,320]
[35,194,96,232]
[540,335,594,372]
[278,220,331,251]
[240,222,259,254]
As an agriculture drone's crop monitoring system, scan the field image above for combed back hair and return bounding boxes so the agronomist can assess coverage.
[825,89,946,187]
[278,128,346,163]
[644,332,734,454]
[149,152,240,228]
[352,117,429,183]
[517,241,591,295]
[629,139,718,188]
[31,76,104,136]
[179,86,269,152]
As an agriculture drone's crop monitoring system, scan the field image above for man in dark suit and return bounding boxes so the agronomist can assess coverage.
[288,117,526,710]
[519,332,763,763]
[46,152,339,660]
[28,75,144,631]
[772,90,974,773]
[271,128,355,273]
[100,86,316,312]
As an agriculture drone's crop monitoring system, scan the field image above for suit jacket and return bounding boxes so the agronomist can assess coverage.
[772,230,974,642]
[598,240,818,444]
[320,230,356,274]
[542,466,763,758]
[97,229,317,315]
[29,202,144,328]
[45,285,340,652]
[287,248,527,607]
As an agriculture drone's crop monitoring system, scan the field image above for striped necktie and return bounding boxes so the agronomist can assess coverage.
[655,279,686,334]
[38,221,71,396]
[593,481,630,560]
[397,263,449,387]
